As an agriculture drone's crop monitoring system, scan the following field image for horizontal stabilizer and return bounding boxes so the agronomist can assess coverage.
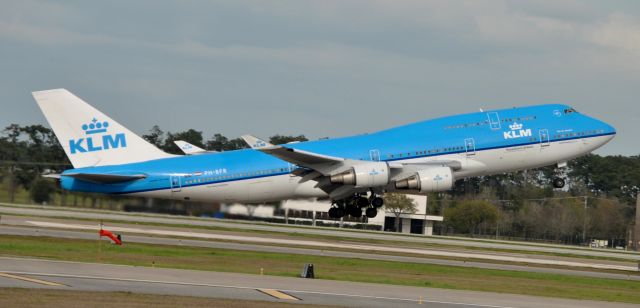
[64,173,146,184]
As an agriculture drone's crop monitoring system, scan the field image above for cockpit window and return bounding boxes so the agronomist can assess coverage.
[564,108,577,114]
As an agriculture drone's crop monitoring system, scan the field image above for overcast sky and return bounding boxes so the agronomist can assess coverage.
[1,1,638,155]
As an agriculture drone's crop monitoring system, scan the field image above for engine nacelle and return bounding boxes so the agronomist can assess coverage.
[330,162,390,188]
[395,167,454,193]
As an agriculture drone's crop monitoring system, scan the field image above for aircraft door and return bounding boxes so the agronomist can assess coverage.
[170,175,182,192]
[464,138,476,156]
[539,129,550,148]
[369,149,380,161]
[487,112,501,130]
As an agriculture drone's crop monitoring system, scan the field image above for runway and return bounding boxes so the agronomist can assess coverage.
[1,211,639,279]
[2,203,639,262]
[2,224,638,282]
[0,257,635,308]
[1,204,639,307]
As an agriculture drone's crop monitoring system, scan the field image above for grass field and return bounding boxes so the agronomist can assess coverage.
[0,288,331,308]
[1,235,639,304]
[2,207,636,265]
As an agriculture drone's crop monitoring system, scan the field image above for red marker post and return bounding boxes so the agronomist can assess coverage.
[99,228,122,245]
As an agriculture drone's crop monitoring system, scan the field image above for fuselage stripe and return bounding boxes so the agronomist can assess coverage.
[109,132,614,195]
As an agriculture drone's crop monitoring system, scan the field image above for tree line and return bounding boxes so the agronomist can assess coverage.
[1,123,638,245]
[428,156,638,245]
[0,124,306,205]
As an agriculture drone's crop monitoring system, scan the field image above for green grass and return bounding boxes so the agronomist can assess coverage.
[2,208,636,264]
[1,234,639,304]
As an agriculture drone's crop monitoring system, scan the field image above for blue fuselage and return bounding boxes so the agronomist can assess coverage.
[61,104,616,201]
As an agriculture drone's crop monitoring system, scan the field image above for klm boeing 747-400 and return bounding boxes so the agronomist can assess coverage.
[33,89,616,218]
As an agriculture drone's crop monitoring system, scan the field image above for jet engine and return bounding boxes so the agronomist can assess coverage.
[330,162,390,188]
[395,166,454,193]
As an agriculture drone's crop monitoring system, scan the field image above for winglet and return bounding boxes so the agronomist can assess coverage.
[174,140,209,155]
[241,135,277,149]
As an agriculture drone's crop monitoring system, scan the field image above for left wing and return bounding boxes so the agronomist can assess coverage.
[240,135,463,200]
[241,135,393,199]
[241,135,353,175]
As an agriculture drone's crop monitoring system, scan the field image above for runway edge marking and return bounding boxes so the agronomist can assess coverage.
[0,272,65,287]
[1,271,517,308]
[257,288,300,300]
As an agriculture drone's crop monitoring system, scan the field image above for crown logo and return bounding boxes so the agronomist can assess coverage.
[509,122,523,130]
[82,118,109,135]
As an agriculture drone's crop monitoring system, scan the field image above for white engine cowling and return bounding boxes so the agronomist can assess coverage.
[395,167,454,193]
[330,162,390,188]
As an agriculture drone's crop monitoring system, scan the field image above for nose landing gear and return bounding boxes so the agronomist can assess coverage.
[552,177,566,189]
[552,162,567,189]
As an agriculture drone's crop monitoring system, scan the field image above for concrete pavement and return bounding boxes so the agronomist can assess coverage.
[0,257,636,308]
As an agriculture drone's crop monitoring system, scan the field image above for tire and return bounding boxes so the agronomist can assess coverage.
[365,207,378,218]
[356,196,370,208]
[552,177,565,189]
[371,197,384,208]
[349,206,363,218]
[335,208,346,218]
[328,207,337,218]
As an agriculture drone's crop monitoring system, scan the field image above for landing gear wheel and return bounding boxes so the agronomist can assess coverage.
[370,197,384,208]
[328,207,338,218]
[335,207,345,218]
[356,196,370,208]
[349,206,363,218]
[552,177,565,189]
[365,207,378,218]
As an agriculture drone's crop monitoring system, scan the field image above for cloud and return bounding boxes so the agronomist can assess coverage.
[590,13,640,51]
[0,1,638,154]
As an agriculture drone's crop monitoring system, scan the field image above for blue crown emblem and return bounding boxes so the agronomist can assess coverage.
[82,118,109,135]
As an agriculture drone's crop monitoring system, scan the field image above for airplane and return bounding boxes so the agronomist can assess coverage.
[33,89,616,219]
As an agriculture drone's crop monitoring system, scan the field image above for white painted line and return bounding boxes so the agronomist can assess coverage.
[24,220,639,272]
[1,271,517,308]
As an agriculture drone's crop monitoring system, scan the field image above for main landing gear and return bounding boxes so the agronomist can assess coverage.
[328,194,384,219]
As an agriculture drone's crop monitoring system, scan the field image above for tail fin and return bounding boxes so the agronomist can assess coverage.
[33,89,173,168]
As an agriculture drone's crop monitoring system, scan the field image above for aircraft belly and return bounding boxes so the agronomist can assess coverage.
[458,135,609,178]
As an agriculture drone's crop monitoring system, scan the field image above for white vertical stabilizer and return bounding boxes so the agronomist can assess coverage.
[33,89,173,168]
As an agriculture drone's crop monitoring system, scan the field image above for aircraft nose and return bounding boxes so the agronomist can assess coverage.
[599,119,616,136]
[592,117,616,145]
